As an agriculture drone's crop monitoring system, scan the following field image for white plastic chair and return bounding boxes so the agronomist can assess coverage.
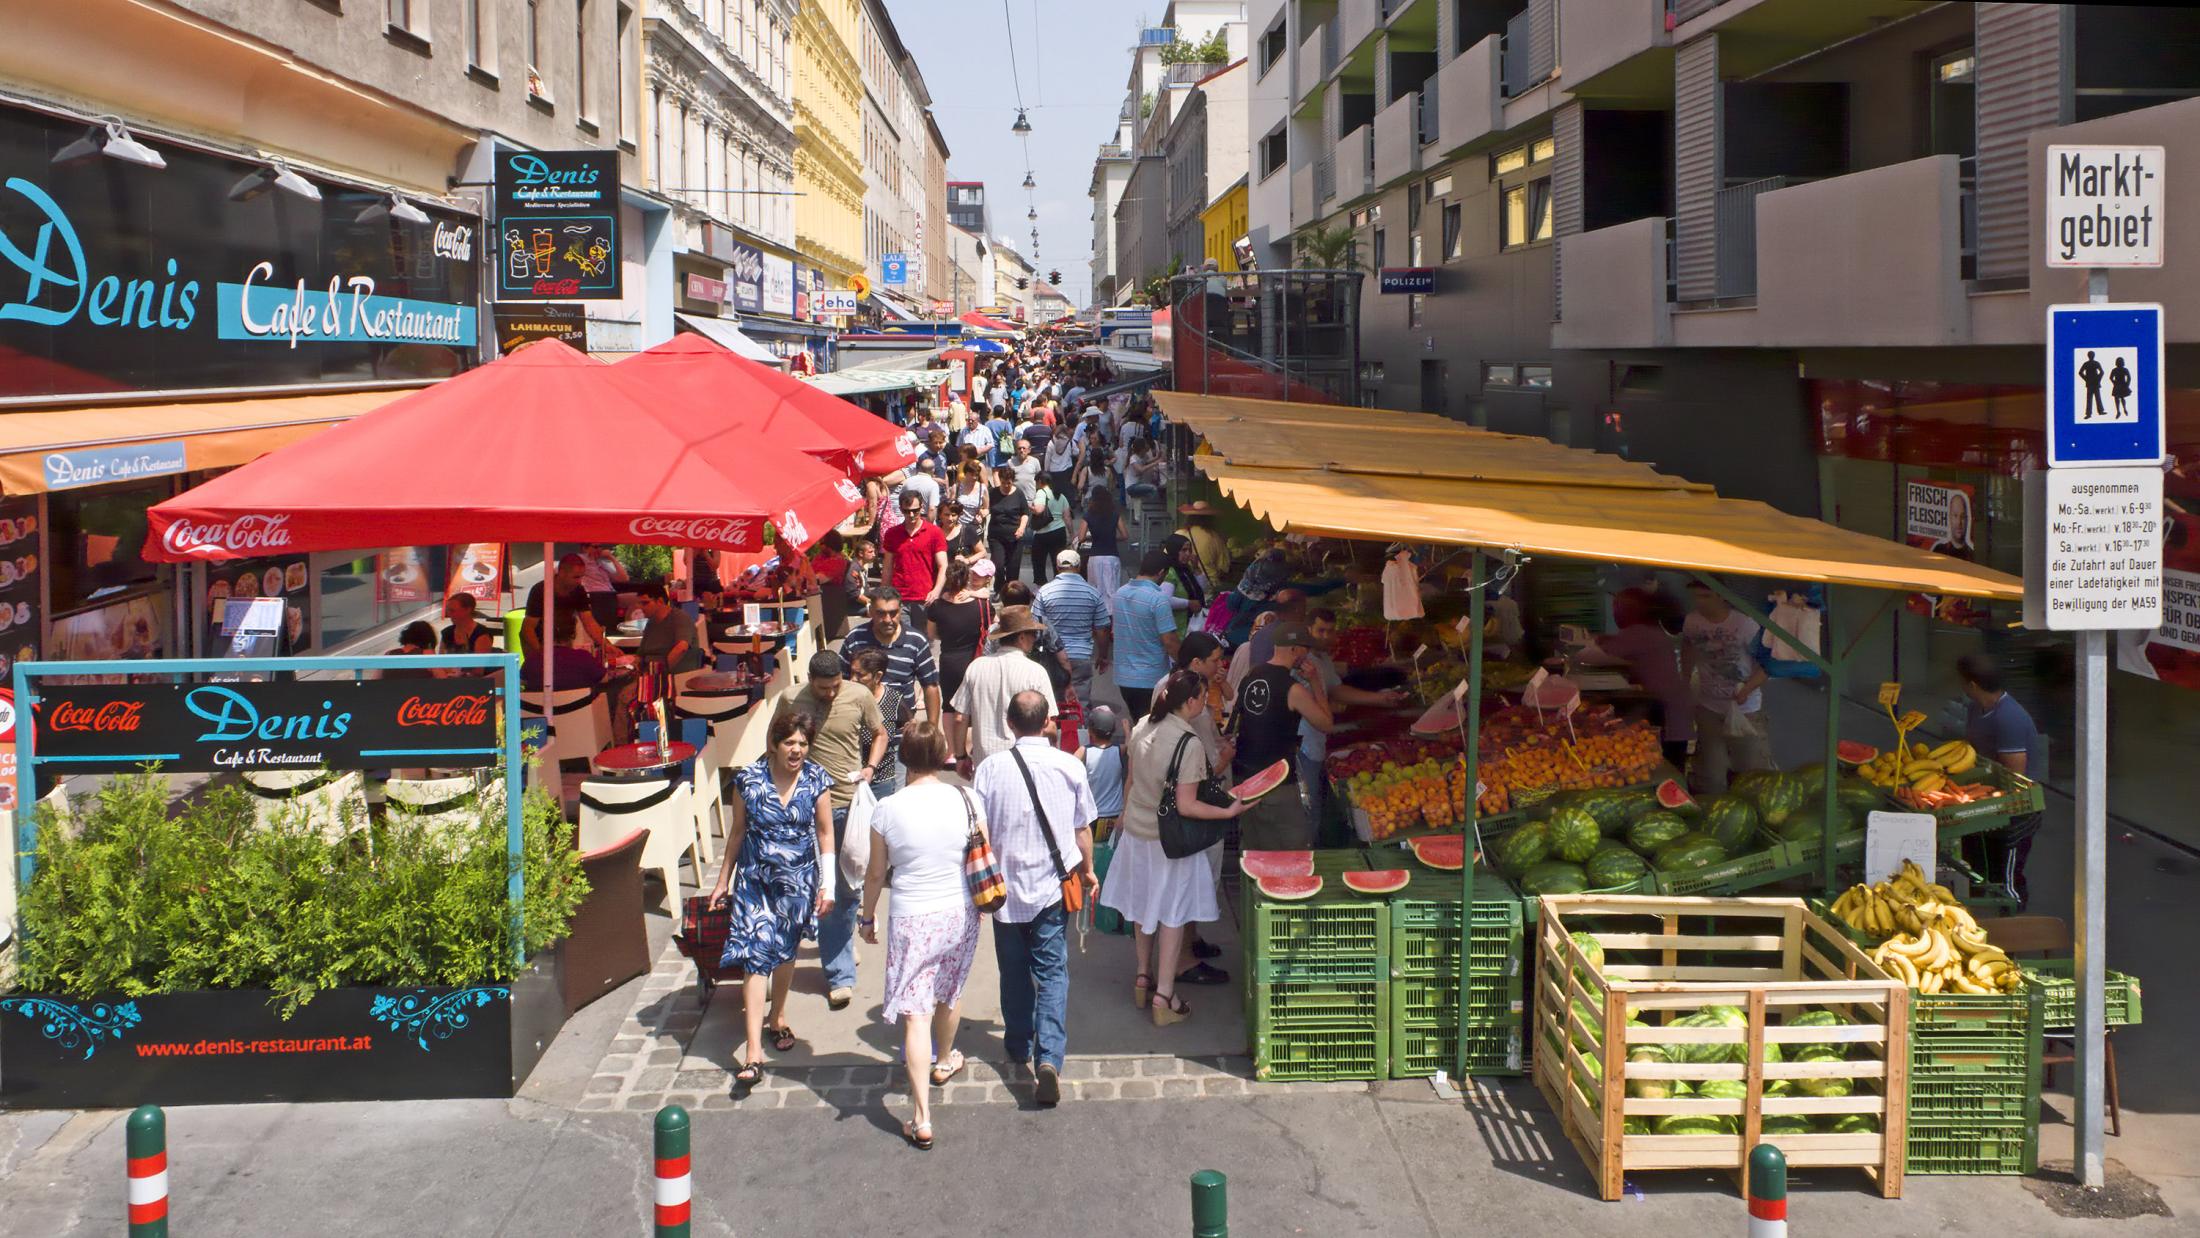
[577,776,700,914]
[383,773,503,858]
[674,690,762,859]
[521,684,613,780]
[243,770,369,841]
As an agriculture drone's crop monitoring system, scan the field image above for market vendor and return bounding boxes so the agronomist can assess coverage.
[1178,501,1231,584]
[1569,588,1693,770]
[1299,609,1410,835]
[1956,654,2046,908]
[1680,580,1770,794]
[1231,621,1333,850]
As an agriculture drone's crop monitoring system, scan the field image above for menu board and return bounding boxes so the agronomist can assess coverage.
[447,544,506,603]
[0,496,42,679]
[205,553,308,653]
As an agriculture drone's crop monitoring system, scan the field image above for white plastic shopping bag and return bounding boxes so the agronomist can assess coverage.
[840,781,877,889]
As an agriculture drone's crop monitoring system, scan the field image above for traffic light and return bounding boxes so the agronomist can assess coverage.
[1017,277,1029,291]
[1048,270,1062,286]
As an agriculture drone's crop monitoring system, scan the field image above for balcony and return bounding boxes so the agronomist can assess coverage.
[1338,0,1383,67]
[1295,29,1327,111]
[1430,34,1502,156]
[1293,162,1318,225]
[1373,91,1423,188]
[1713,175,1793,300]
[1754,155,1966,347]
[1552,217,1674,350]
[1314,151,1337,205]
[1335,125,1375,201]
[1559,0,1674,101]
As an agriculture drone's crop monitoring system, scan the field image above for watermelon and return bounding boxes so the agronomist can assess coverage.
[1730,769,1781,798]
[1822,1113,1878,1134]
[1494,821,1551,877]
[1407,834,1466,870]
[1240,850,1316,880]
[1695,1078,1747,1127]
[1761,1114,1815,1135]
[1615,788,1659,825]
[1654,1112,1729,1136]
[1655,778,1696,812]
[1749,773,1807,829]
[1626,1046,1674,1099]
[1625,812,1691,854]
[1836,739,1879,765]
[1548,806,1602,863]
[1230,758,1294,801]
[1570,995,1602,1051]
[1568,930,1605,986]
[1653,834,1727,872]
[1585,847,1650,889]
[1835,779,1884,814]
[1525,789,1578,822]
[1341,869,1410,895]
[1623,1118,1653,1136]
[1518,860,1591,895]
[1254,873,1323,901]
[1788,1009,1843,1059]
[1577,793,1633,835]
[1699,795,1759,853]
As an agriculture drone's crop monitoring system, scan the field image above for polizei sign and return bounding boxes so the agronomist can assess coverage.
[29,679,500,772]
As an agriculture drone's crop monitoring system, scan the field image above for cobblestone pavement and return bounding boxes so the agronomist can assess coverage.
[577,936,1364,1116]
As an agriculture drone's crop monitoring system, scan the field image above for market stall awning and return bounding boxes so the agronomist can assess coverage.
[808,368,947,397]
[1158,392,2022,600]
[0,388,413,495]
[145,340,860,561]
[617,334,917,477]
[674,312,781,365]
[959,311,1014,332]
[1079,346,1168,374]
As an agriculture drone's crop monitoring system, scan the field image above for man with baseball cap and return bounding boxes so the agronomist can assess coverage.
[1034,548,1110,714]
[952,606,1059,769]
[1230,620,1334,851]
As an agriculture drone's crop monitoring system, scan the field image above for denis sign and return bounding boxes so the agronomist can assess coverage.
[493,150,622,301]
[30,679,501,773]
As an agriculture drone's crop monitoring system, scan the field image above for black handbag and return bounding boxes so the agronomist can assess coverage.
[1156,733,1235,859]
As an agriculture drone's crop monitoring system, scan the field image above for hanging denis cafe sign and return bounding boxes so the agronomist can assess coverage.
[28,680,499,773]
[492,149,620,301]
[0,101,481,402]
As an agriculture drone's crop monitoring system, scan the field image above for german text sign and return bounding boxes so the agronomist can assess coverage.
[2023,467,2165,631]
[2046,144,2163,268]
[29,679,501,773]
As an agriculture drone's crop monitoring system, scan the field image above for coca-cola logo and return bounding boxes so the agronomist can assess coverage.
[161,514,294,557]
[893,432,918,459]
[834,479,863,504]
[47,699,144,733]
[777,509,809,550]
[627,516,757,548]
[396,694,493,728]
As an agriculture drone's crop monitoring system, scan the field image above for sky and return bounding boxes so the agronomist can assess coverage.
[888,0,1147,309]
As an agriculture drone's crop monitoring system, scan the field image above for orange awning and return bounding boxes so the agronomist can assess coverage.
[0,388,415,494]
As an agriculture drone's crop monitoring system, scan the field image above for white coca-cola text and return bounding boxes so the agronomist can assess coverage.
[627,516,756,547]
[161,514,294,556]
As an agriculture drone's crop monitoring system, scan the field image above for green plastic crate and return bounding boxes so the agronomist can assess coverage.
[1388,889,1524,980]
[1391,1015,1525,1079]
[1911,986,2042,1044]
[1252,978,1386,1029]
[1390,973,1522,1027]
[1911,1035,2039,1078]
[1906,1118,2039,1175]
[1252,1023,1388,1082]
[1249,881,1389,974]
[1907,1075,2039,1124]
[2023,959,2143,1030]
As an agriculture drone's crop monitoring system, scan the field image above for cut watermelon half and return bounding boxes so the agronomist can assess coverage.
[1342,869,1410,895]
[1230,758,1294,801]
[1655,779,1695,811]
[1254,873,1323,901]
[1410,692,1464,736]
[1836,740,1879,765]
[1240,850,1316,881]
[1407,834,1466,871]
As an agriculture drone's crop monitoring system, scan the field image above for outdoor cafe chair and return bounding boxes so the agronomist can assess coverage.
[673,689,756,859]
[560,826,652,1014]
[242,769,369,842]
[520,684,613,777]
[382,773,504,859]
[577,774,700,915]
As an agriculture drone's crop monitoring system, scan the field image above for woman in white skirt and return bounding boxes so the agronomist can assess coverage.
[1102,670,1251,1026]
[859,721,982,1150]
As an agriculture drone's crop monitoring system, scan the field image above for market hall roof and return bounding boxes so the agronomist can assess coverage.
[1155,392,2024,601]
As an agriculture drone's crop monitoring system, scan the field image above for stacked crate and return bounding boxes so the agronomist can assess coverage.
[1246,850,1388,1081]
[1386,867,1526,1079]
[1905,986,2046,1174]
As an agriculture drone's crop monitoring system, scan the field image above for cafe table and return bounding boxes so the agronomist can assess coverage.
[593,741,698,781]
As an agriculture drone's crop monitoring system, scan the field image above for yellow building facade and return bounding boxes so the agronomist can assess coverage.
[793,0,866,283]
[1202,179,1250,273]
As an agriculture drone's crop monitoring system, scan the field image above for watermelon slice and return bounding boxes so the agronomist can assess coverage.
[1655,779,1695,811]
[1341,869,1410,895]
[1836,740,1879,765]
[1230,758,1294,801]
[1254,873,1323,901]
[1240,850,1316,880]
[1407,834,1466,871]
[1410,691,1464,736]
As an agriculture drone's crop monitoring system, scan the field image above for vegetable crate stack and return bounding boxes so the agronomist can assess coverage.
[1244,849,1390,1082]
[1383,851,1527,1080]
[1531,894,1909,1202]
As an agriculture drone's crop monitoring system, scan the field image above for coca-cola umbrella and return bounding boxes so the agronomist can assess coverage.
[615,334,918,478]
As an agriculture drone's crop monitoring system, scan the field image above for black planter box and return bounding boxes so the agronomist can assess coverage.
[0,951,566,1110]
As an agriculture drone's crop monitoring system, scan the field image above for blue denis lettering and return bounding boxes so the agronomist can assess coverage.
[506,153,599,188]
[0,177,198,330]
[184,686,353,743]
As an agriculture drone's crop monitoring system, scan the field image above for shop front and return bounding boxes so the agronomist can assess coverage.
[1811,377,2200,848]
[0,97,491,677]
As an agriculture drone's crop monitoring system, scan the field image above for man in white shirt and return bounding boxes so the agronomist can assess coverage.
[971,689,1096,1104]
[952,607,1059,768]
[960,417,997,463]
[1680,580,1771,794]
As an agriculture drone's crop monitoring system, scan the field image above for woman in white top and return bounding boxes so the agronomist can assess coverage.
[946,460,989,558]
[1102,671,1251,1027]
[858,721,983,1150]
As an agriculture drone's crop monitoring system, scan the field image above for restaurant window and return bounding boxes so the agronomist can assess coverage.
[1501,178,1553,249]
[50,481,168,616]
[313,547,451,652]
[1519,363,1554,389]
[1442,203,1463,259]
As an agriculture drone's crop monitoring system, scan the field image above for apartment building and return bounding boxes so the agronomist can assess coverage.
[923,112,954,310]
[992,239,1037,322]
[857,0,936,316]
[1165,60,1252,271]
[793,0,866,288]
[1277,0,2200,846]
[947,225,993,316]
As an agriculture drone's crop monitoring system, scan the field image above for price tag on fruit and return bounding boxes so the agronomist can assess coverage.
[1877,681,1901,708]
[1864,811,1937,885]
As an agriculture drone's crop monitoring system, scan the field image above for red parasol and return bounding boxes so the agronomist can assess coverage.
[959,311,1014,332]
[144,339,860,562]
[615,334,917,477]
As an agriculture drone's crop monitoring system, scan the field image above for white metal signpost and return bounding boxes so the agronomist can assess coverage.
[2029,143,2167,1191]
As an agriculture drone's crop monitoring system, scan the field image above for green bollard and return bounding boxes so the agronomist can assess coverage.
[126,1104,168,1237]
[1190,1169,1227,1238]
[1747,1142,1788,1236]
[654,1104,692,1237]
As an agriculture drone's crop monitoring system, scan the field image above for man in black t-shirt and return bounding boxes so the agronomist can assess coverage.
[1230,622,1333,851]
[522,554,604,657]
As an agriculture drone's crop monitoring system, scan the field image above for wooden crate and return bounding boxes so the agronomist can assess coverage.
[1530,894,1909,1202]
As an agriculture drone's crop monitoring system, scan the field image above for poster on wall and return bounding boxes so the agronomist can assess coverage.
[492,304,587,354]
[0,496,41,685]
[761,254,796,318]
[2119,563,2200,690]
[0,101,480,401]
[446,544,505,603]
[376,548,434,606]
[492,149,621,301]
[1903,479,1984,627]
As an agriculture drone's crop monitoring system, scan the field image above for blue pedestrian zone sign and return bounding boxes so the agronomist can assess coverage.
[2046,302,2166,468]
[881,254,908,285]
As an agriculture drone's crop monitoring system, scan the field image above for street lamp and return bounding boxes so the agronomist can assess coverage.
[228,160,322,202]
[51,118,166,170]
[1012,109,1032,134]
[1023,172,1036,189]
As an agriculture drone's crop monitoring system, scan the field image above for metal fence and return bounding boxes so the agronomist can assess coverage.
[1417,78,1440,146]
[1714,175,1790,299]
[1500,10,1532,97]
[1315,151,1336,203]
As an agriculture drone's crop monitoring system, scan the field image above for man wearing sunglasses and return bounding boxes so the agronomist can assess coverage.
[879,494,949,635]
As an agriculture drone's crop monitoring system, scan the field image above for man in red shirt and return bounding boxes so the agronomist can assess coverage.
[880,491,949,632]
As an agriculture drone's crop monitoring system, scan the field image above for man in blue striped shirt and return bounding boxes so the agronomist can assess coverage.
[1110,549,1182,719]
[1034,549,1112,711]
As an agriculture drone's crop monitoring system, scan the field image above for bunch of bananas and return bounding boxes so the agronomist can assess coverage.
[1832,861,2022,994]
[1854,734,1977,794]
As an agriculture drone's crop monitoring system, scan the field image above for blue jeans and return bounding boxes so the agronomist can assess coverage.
[993,901,1069,1071]
[816,806,859,991]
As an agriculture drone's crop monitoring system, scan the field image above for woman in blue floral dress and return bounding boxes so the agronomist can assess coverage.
[706,707,836,1090]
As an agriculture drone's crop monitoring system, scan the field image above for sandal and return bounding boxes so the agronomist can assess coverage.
[901,1119,935,1151]
[1152,991,1191,1027]
[1176,961,1230,986]
[1132,972,1154,1010]
[732,1059,764,1091]
[929,1049,968,1087]
[764,1022,796,1053]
